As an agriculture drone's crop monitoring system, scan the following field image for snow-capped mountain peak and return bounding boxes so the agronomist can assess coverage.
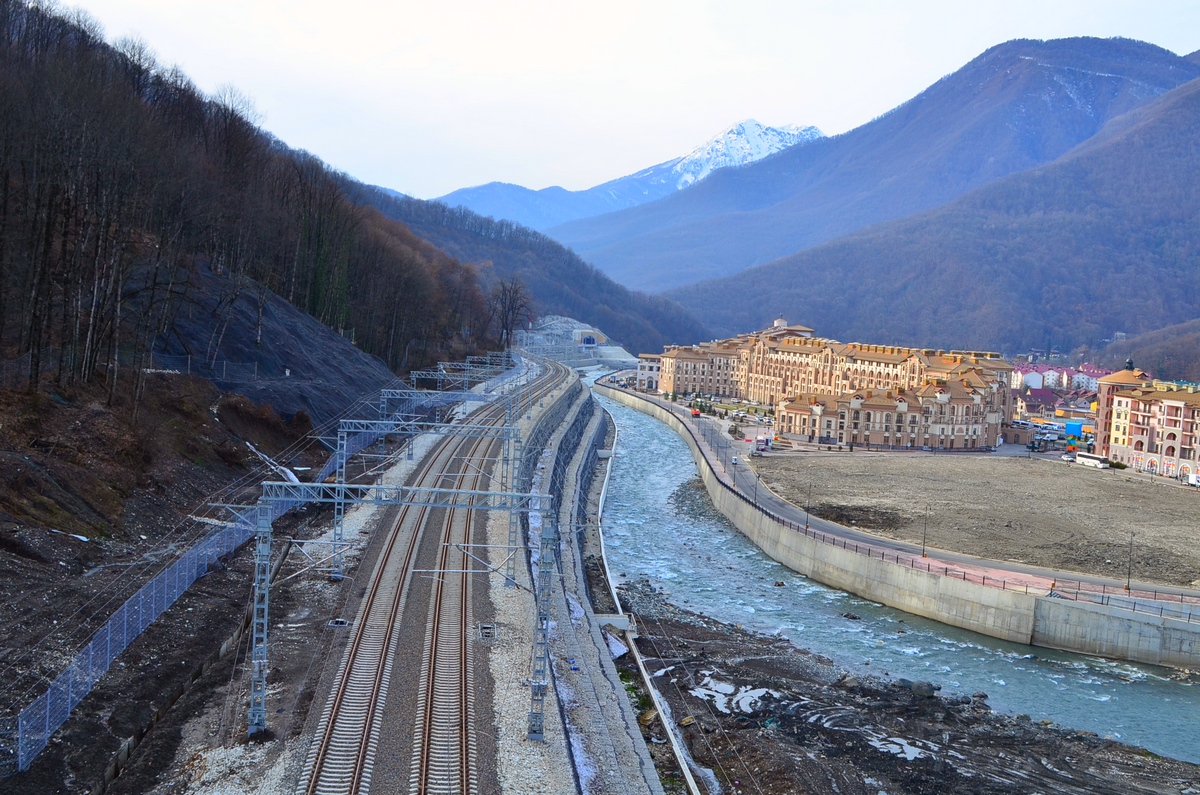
[670,119,823,189]
[435,118,823,231]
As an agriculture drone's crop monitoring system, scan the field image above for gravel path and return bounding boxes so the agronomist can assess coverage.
[485,381,579,795]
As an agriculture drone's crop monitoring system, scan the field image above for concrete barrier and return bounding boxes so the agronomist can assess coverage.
[1033,597,1199,668]
[595,384,1200,668]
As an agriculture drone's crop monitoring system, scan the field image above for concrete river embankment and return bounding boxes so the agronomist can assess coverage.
[593,386,1200,763]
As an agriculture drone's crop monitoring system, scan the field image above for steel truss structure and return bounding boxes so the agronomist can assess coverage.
[407,351,517,393]
[222,354,542,736]
[527,513,557,741]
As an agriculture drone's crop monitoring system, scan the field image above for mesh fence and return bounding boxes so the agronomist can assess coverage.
[145,354,259,382]
[0,360,518,775]
[0,520,255,775]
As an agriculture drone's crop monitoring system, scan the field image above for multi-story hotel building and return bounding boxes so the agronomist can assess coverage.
[1095,360,1199,477]
[659,336,760,400]
[636,353,661,392]
[655,318,1012,448]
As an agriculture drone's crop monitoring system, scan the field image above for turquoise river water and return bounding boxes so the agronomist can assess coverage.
[595,390,1199,763]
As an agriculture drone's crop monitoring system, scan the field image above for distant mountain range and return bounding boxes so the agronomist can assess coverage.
[548,37,1200,293]
[434,120,822,232]
[666,71,1200,356]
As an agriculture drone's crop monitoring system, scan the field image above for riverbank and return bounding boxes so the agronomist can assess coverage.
[619,579,1199,795]
[594,382,1200,670]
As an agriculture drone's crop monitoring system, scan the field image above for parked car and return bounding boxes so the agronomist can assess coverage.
[1061,454,1075,462]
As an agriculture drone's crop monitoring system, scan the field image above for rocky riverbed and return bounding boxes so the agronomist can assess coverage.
[617,579,1199,795]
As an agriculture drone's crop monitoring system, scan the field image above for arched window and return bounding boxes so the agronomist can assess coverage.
[1166,446,1177,457]
[1134,440,1145,451]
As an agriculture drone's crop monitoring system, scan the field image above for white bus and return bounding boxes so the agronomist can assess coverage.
[1075,452,1109,469]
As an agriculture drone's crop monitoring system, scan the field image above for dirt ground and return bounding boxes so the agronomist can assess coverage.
[619,579,1200,795]
[754,452,1200,587]
[0,375,331,792]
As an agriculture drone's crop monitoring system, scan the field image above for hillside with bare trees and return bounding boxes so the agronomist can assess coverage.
[0,0,500,407]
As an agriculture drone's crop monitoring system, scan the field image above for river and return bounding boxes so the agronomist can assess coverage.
[594,390,1199,764]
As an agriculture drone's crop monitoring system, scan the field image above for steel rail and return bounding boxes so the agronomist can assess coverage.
[298,357,566,795]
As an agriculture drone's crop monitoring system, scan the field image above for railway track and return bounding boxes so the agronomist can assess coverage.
[409,441,486,794]
[297,358,569,795]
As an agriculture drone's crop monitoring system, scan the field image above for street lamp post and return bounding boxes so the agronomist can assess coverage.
[1125,528,1135,591]
[921,504,930,557]
[753,471,760,504]
[804,482,812,530]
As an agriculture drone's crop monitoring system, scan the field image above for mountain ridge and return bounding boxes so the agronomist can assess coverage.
[347,185,710,355]
[548,37,1200,293]
[665,74,1200,358]
[433,119,821,231]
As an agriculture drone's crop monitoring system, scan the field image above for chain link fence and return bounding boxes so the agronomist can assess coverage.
[0,521,254,776]
[0,356,520,775]
[0,351,262,389]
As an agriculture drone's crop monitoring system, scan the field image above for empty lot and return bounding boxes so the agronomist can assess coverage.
[755,452,1200,587]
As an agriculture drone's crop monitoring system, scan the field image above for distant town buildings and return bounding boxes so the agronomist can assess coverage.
[1095,359,1200,477]
[654,318,1012,449]
[1010,362,1113,392]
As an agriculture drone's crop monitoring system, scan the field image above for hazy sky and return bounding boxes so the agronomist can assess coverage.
[78,1,1200,199]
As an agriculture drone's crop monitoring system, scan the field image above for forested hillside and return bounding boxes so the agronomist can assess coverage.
[1092,319,1200,383]
[0,0,492,402]
[549,37,1200,293]
[350,186,709,354]
[668,76,1200,356]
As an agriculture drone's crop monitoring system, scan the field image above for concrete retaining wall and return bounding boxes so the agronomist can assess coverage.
[595,384,1200,668]
[1033,598,1198,669]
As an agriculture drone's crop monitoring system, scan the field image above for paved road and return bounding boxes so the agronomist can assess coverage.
[611,386,1200,605]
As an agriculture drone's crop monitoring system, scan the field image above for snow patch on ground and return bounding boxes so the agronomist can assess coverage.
[867,735,927,761]
[688,671,778,714]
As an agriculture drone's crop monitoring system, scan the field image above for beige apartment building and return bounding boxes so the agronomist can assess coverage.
[636,353,661,391]
[655,318,1012,448]
[1095,360,1200,477]
[777,373,1005,450]
[658,338,758,399]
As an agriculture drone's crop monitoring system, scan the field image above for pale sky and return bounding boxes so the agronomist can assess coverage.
[77,1,1200,199]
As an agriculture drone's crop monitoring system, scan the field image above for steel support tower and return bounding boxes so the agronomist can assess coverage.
[240,482,537,735]
[527,514,557,741]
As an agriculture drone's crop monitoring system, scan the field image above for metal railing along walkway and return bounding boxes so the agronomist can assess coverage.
[603,384,1200,622]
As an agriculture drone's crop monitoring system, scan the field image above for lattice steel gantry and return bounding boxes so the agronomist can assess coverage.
[224,354,540,736]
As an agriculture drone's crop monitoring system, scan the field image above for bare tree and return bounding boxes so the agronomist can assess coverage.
[489,276,532,349]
